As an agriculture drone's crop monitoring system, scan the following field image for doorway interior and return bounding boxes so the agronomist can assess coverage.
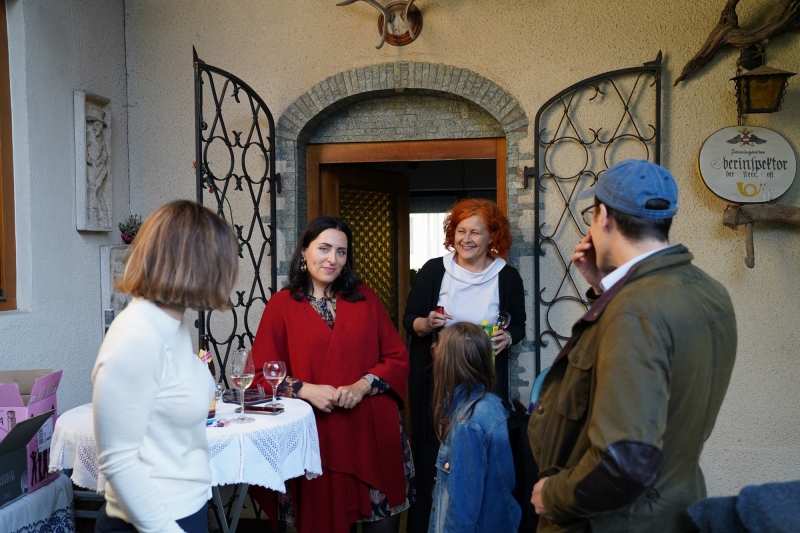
[306,138,506,330]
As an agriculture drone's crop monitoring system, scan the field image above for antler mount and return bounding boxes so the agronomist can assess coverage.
[337,0,422,49]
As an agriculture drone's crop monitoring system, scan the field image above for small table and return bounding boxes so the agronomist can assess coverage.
[0,474,75,533]
[49,399,321,532]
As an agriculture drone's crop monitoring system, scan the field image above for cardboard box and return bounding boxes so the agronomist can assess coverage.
[0,370,62,495]
[0,410,55,508]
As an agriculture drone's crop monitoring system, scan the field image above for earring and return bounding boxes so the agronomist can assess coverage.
[300,256,307,272]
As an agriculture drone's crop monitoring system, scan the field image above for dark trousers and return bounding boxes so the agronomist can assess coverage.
[95,502,208,533]
[406,436,439,533]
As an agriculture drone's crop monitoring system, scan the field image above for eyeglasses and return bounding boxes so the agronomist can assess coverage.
[580,205,596,226]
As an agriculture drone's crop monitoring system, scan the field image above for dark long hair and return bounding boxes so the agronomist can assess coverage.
[287,216,364,302]
[432,322,495,442]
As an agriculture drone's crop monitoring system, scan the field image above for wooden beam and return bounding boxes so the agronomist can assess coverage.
[723,203,800,228]
[312,138,499,164]
[723,203,800,268]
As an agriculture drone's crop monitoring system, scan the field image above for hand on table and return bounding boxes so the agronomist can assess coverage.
[297,383,337,413]
[333,378,371,409]
[571,233,603,295]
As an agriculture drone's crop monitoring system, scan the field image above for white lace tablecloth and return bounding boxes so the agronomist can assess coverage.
[0,473,75,533]
[49,399,321,493]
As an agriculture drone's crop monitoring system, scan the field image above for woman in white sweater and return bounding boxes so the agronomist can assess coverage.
[92,200,238,533]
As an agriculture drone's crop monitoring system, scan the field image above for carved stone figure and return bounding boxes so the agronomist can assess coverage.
[86,106,110,229]
[75,91,111,232]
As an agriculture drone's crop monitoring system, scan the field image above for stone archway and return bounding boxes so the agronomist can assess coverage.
[274,61,532,394]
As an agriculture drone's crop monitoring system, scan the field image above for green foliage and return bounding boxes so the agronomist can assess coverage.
[118,215,143,244]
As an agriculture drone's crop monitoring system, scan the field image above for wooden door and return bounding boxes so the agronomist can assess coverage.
[320,164,410,330]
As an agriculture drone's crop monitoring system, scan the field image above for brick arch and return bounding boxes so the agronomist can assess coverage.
[278,62,529,145]
[275,61,530,257]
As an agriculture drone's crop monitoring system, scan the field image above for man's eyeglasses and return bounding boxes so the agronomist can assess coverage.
[580,205,596,226]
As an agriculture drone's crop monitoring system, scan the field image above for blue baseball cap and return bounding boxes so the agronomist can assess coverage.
[577,159,678,219]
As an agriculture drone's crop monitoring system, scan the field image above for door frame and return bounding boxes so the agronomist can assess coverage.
[306,138,507,221]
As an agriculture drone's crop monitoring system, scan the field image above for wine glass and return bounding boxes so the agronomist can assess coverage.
[229,349,255,424]
[263,361,287,408]
[493,310,511,331]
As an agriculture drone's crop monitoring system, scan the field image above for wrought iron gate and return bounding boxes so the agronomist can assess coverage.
[193,48,280,386]
[526,53,662,377]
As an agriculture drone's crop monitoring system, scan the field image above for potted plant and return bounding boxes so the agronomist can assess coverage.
[118,214,143,244]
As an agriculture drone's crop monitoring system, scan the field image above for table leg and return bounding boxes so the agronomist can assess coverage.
[228,483,249,532]
[212,487,229,533]
[212,483,250,533]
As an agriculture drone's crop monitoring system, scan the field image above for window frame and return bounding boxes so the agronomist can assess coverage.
[0,0,16,311]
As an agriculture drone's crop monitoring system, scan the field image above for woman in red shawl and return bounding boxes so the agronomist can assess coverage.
[251,216,413,533]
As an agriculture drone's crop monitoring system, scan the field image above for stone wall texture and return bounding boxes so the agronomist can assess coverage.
[308,93,504,144]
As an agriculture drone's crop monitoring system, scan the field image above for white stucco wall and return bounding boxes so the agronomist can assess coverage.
[2,0,798,500]
[1,0,128,410]
[122,0,800,497]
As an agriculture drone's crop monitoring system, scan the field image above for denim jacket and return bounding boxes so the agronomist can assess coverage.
[429,385,522,533]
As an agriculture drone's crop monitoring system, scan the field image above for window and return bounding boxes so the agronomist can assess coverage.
[0,0,16,311]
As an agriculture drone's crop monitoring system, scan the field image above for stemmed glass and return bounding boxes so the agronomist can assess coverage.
[493,310,511,332]
[229,349,255,424]
[263,361,287,408]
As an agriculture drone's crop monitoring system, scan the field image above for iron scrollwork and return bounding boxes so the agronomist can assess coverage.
[529,53,662,376]
[193,48,279,386]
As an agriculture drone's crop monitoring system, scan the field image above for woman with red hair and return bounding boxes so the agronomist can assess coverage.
[403,198,526,533]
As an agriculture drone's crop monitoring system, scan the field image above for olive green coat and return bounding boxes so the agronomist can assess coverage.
[528,245,737,533]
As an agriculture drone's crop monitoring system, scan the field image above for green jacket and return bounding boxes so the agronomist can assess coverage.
[527,245,737,533]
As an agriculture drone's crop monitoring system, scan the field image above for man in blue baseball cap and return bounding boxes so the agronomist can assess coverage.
[527,159,737,532]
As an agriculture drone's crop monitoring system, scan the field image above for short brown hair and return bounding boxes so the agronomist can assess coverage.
[596,197,672,243]
[115,200,238,310]
[432,322,495,442]
[443,198,512,256]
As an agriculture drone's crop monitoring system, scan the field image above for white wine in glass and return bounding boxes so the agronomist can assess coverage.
[229,349,255,424]
[263,361,287,408]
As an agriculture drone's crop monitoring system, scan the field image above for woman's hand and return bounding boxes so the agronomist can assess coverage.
[333,378,372,409]
[413,309,454,337]
[492,328,512,352]
[297,383,337,413]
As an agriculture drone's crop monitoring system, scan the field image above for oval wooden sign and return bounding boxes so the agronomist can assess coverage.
[697,126,796,203]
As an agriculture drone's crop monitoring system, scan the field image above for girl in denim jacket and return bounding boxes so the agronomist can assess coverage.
[429,322,522,533]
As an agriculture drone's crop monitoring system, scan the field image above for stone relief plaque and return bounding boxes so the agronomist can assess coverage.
[100,245,131,330]
[75,91,112,231]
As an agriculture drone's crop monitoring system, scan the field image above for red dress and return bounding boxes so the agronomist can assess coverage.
[251,284,409,533]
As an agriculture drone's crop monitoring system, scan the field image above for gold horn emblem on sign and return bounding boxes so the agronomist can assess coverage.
[736,182,762,197]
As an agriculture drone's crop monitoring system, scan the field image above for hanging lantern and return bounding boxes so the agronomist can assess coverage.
[731,65,796,114]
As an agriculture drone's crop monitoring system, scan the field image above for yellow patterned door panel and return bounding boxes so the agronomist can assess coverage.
[321,164,410,330]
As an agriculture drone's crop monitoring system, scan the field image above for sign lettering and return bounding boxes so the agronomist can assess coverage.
[698,126,796,203]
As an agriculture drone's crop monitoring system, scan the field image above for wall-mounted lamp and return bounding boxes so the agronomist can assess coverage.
[731,65,796,114]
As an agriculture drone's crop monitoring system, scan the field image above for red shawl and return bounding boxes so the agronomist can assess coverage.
[251,284,409,533]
